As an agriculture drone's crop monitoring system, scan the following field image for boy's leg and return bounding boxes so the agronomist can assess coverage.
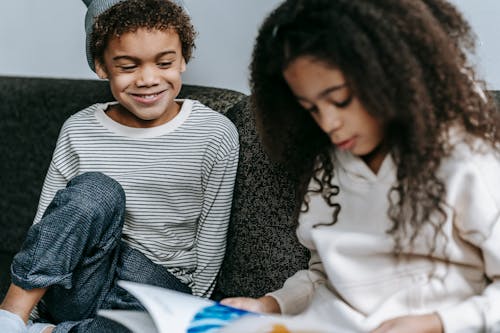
[121,243,191,289]
[53,243,192,332]
[1,285,46,323]
[1,171,192,333]
[3,172,126,326]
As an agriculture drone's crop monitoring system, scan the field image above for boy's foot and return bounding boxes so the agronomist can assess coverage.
[0,309,28,333]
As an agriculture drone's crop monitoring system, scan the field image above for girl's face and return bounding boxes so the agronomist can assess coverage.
[283,56,386,172]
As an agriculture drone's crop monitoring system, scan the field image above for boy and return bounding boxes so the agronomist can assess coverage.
[0,0,239,332]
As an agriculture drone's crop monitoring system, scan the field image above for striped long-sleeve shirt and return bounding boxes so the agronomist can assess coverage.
[34,99,239,297]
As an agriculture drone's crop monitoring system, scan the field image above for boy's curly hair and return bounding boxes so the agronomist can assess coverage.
[90,0,196,66]
[251,0,500,253]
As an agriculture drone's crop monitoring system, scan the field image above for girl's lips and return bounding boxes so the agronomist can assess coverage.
[336,137,356,150]
[130,90,166,104]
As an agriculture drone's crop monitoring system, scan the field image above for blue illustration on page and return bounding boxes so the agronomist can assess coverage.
[187,303,257,333]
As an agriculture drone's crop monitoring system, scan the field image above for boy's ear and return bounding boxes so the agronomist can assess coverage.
[95,61,108,79]
[180,57,186,73]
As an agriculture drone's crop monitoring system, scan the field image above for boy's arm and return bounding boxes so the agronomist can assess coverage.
[192,140,239,297]
[33,159,71,224]
[33,120,78,224]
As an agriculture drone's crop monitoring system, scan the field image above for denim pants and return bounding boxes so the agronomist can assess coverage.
[11,172,191,332]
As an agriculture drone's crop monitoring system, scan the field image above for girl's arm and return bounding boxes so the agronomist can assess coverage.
[373,146,500,333]
[434,152,500,332]
[220,295,281,314]
[375,149,500,332]
[436,217,500,331]
[370,313,443,333]
[221,249,328,315]
[266,249,327,314]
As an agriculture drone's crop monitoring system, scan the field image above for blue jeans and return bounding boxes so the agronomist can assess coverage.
[11,172,191,332]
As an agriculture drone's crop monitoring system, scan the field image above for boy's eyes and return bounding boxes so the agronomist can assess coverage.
[158,61,173,68]
[119,65,137,71]
[116,61,174,72]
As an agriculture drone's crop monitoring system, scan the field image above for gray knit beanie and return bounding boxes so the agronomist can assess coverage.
[83,0,189,72]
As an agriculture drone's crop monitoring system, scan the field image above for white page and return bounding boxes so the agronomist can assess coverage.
[117,280,213,333]
[219,315,332,333]
[99,281,272,333]
[98,310,158,333]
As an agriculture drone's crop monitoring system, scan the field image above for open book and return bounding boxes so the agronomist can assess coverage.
[98,281,329,333]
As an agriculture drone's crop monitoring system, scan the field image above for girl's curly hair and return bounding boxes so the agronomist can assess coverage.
[91,0,196,67]
[251,0,500,253]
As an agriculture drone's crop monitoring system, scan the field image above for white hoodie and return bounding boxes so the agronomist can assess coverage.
[269,136,500,332]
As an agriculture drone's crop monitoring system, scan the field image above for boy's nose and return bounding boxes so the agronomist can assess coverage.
[136,66,160,87]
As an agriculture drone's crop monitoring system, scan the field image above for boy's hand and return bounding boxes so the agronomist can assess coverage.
[370,313,443,333]
[220,296,281,314]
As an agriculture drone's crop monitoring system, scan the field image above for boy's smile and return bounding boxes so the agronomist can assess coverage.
[96,28,186,128]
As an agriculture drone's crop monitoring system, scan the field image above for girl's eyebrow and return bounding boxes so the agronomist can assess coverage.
[296,83,348,102]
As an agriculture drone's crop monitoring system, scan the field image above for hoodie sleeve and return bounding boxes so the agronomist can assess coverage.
[437,149,500,332]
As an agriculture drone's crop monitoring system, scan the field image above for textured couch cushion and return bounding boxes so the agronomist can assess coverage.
[218,99,308,299]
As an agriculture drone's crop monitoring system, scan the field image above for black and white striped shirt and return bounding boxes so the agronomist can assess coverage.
[34,99,239,297]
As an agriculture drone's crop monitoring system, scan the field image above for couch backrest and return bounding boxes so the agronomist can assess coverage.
[220,98,309,298]
[0,76,308,299]
[4,76,498,300]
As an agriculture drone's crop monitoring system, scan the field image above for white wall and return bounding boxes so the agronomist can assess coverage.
[449,0,500,89]
[0,0,281,94]
[0,1,499,93]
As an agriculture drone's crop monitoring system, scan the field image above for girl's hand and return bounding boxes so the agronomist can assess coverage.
[370,313,443,333]
[219,295,281,314]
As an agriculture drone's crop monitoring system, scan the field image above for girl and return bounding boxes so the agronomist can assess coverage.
[221,0,500,332]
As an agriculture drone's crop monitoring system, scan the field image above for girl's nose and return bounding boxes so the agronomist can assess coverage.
[316,106,342,134]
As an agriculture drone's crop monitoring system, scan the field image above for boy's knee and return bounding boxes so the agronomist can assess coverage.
[69,171,117,187]
[36,172,127,241]
[68,172,124,199]
[64,172,125,215]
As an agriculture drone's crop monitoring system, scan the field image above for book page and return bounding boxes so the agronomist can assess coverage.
[98,310,158,333]
[219,315,332,333]
[116,280,213,333]
[99,281,277,333]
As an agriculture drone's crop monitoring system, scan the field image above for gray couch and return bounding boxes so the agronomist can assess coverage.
[0,76,309,301]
